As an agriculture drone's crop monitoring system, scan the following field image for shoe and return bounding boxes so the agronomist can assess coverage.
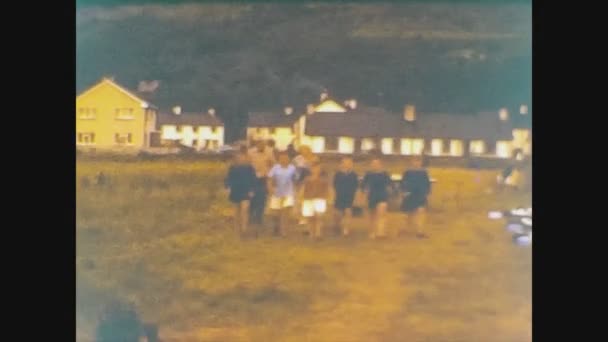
[506,223,525,234]
[513,232,532,246]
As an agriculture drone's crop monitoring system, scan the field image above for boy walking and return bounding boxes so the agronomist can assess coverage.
[400,156,431,239]
[362,157,392,239]
[333,156,359,236]
[224,152,257,237]
[301,163,330,239]
[268,152,298,237]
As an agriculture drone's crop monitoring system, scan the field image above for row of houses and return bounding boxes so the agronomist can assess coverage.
[76,78,531,159]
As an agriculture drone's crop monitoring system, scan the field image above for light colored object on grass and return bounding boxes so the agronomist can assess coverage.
[488,211,503,220]
[510,207,532,217]
[513,232,532,246]
[521,217,532,226]
[506,223,525,234]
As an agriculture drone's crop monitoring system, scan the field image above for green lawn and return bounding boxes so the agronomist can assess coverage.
[76,159,531,341]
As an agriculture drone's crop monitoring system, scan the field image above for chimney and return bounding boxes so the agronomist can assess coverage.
[284,106,293,115]
[520,104,528,115]
[172,106,182,115]
[208,108,216,116]
[499,108,509,121]
[348,99,357,110]
[404,105,416,122]
[320,89,328,101]
[306,104,315,115]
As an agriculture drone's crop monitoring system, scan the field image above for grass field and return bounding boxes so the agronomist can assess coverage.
[76,158,531,341]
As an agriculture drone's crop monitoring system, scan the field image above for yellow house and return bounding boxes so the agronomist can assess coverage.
[76,78,157,151]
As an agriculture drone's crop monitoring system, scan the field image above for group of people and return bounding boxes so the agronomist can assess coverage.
[224,140,432,240]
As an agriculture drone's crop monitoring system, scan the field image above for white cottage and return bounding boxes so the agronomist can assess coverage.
[155,107,224,150]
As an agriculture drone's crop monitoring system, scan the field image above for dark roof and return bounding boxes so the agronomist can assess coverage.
[305,107,513,141]
[248,111,301,127]
[417,113,513,140]
[157,112,224,127]
[305,106,404,138]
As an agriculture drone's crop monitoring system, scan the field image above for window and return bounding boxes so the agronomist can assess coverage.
[400,139,413,155]
[496,141,512,158]
[311,136,325,153]
[469,140,485,155]
[115,108,135,120]
[78,108,96,120]
[450,140,464,156]
[212,126,218,134]
[338,137,354,154]
[412,139,424,155]
[115,133,133,145]
[431,139,443,156]
[77,132,95,145]
[381,138,394,154]
[361,138,375,152]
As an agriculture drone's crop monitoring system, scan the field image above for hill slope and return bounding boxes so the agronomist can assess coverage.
[76,3,531,141]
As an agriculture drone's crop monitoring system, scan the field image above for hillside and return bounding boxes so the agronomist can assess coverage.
[76,3,531,141]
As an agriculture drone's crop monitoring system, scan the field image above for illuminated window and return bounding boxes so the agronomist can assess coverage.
[361,138,375,152]
[450,140,464,156]
[400,139,412,155]
[412,139,424,155]
[311,136,325,153]
[338,137,354,154]
[496,141,512,158]
[431,139,443,156]
[381,138,394,154]
[115,133,133,145]
[469,140,485,154]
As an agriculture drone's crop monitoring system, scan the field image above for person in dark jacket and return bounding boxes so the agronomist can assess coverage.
[400,156,431,238]
[362,157,392,239]
[225,152,257,236]
[333,156,359,236]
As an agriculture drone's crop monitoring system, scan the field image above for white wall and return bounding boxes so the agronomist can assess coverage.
[161,125,224,149]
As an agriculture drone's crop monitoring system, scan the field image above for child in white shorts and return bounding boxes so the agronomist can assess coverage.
[267,152,298,237]
[300,163,329,239]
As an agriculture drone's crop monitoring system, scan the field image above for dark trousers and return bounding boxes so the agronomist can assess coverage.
[250,177,268,224]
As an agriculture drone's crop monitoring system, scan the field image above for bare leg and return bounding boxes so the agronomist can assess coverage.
[314,215,323,238]
[307,216,315,238]
[240,200,250,236]
[234,204,241,232]
[369,207,377,239]
[376,202,387,237]
[342,208,351,236]
[414,208,427,237]
[279,208,289,237]
[334,209,344,235]
[273,210,281,236]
